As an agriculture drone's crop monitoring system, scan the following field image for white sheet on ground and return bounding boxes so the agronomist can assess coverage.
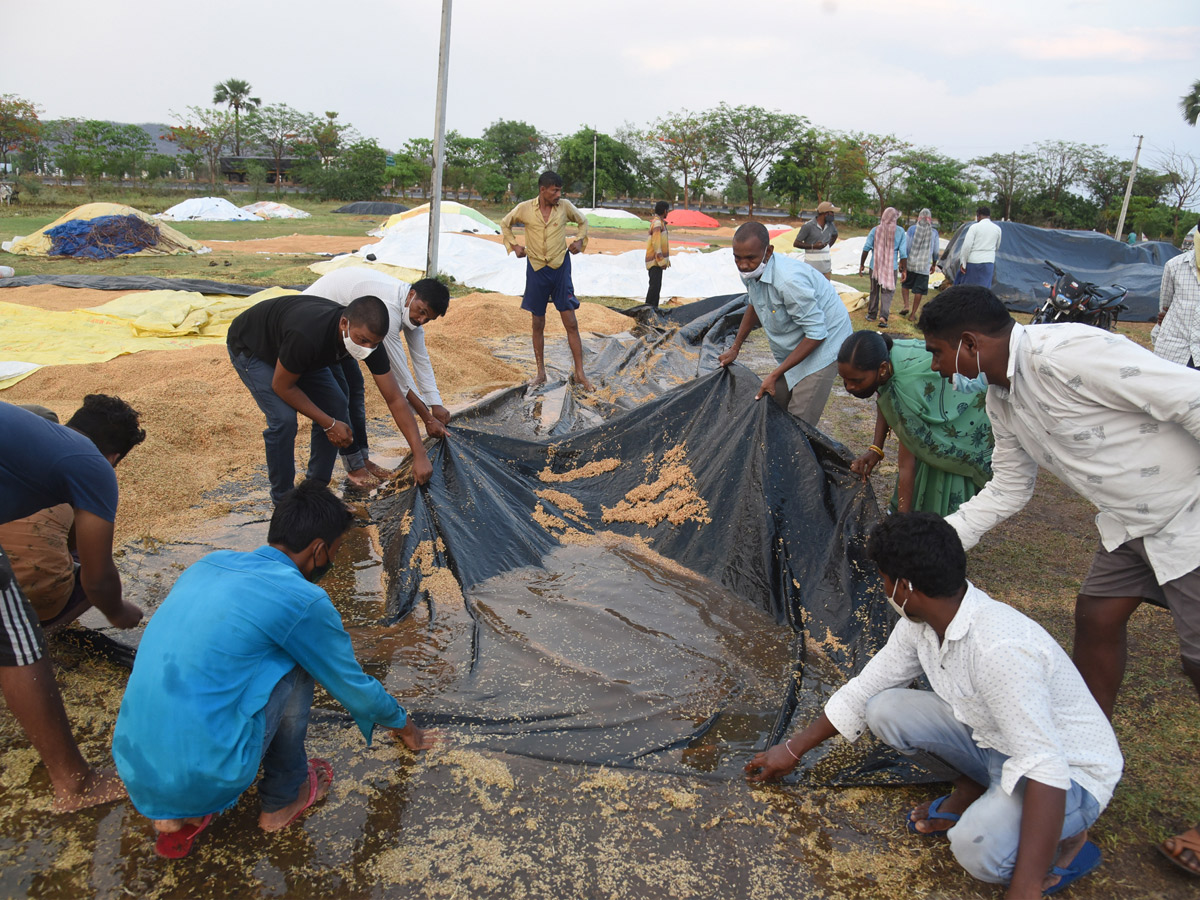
[157,197,262,222]
[369,212,501,238]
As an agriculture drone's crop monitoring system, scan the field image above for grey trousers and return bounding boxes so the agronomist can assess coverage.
[773,361,839,426]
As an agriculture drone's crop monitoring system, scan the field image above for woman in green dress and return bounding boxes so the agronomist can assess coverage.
[836,330,992,515]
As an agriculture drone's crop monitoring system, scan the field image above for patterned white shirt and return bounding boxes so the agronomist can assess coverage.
[946,323,1200,584]
[824,584,1123,806]
[1153,252,1200,366]
[303,268,443,407]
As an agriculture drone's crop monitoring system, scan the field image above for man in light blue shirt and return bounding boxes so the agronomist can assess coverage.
[113,480,435,858]
[718,222,853,425]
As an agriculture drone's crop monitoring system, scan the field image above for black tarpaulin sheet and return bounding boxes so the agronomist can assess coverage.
[369,365,920,781]
[0,274,284,296]
[941,221,1179,320]
[333,201,410,215]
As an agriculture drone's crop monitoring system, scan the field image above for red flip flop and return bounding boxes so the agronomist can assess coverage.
[154,813,213,859]
[278,758,333,830]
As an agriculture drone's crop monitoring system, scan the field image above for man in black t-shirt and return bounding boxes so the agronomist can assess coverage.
[227,294,433,502]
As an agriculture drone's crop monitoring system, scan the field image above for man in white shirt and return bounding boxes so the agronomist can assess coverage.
[1153,246,1200,369]
[954,206,1002,288]
[746,513,1120,897]
[302,270,451,486]
[917,284,1200,875]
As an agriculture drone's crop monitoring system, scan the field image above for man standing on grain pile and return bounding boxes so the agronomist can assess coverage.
[0,396,145,812]
[500,171,593,391]
[227,294,432,503]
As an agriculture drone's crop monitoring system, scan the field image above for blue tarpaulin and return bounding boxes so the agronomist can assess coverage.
[46,215,161,260]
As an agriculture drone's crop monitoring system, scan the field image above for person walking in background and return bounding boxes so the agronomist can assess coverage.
[500,171,593,390]
[645,201,671,309]
[954,207,1002,287]
[1152,239,1200,369]
[900,208,939,318]
[859,207,908,328]
[837,331,992,516]
[793,201,840,280]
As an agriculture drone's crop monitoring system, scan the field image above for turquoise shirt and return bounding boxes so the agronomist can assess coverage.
[746,253,854,389]
[113,546,407,819]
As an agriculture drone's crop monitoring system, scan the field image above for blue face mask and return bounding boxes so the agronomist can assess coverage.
[951,338,988,394]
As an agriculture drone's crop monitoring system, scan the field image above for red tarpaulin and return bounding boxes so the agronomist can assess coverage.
[666,209,720,228]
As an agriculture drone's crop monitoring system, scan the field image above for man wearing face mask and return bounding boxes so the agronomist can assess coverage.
[747,513,1121,898]
[227,293,433,503]
[302,271,452,482]
[113,481,437,858]
[717,221,853,426]
[918,284,1200,876]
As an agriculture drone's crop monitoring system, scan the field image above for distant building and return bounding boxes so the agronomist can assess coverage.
[220,156,304,184]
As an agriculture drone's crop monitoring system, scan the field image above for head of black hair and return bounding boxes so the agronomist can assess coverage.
[837,330,893,370]
[976,205,991,218]
[538,171,563,189]
[410,278,450,316]
[344,295,389,337]
[267,479,355,552]
[866,513,966,598]
[916,285,1014,342]
[733,221,770,250]
[654,200,669,217]
[65,394,145,458]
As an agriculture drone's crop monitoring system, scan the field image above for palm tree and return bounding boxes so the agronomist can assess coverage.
[1182,79,1200,127]
[212,78,261,155]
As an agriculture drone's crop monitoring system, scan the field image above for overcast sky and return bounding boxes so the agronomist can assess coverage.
[5,0,1198,170]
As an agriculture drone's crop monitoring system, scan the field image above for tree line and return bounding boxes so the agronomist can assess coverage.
[2,85,1198,241]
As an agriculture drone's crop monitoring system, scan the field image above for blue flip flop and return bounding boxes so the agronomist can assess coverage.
[1044,840,1101,895]
[906,794,961,836]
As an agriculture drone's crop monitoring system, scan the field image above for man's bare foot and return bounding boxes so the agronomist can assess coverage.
[528,372,547,388]
[154,815,208,834]
[1042,829,1088,891]
[345,468,380,491]
[363,460,393,480]
[52,768,126,813]
[258,760,332,832]
[571,373,595,392]
[909,783,983,834]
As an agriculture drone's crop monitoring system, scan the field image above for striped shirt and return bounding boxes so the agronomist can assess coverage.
[1153,252,1200,366]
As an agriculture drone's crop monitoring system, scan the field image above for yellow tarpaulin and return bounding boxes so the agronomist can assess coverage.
[4,202,206,257]
[0,287,295,389]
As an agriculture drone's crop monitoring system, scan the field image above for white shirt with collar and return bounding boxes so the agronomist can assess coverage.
[824,583,1122,806]
[302,268,443,407]
[945,322,1200,584]
[960,218,1002,265]
[1153,252,1200,366]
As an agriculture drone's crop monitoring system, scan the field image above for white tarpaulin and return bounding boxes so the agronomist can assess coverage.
[241,201,311,219]
[157,197,262,222]
[369,213,501,239]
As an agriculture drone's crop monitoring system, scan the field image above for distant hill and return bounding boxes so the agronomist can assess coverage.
[132,123,184,157]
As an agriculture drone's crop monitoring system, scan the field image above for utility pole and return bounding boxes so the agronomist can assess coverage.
[591,130,597,209]
[426,0,453,279]
[1114,134,1143,244]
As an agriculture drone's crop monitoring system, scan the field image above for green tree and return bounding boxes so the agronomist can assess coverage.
[1181,78,1200,126]
[304,111,354,165]
[644,110,721,209]
[144,153,179,182]
[400,138,435,196]
[1157,147,1200,235]
[970,151,1035,221]
[0,93,42,173]
[298,139,389,201]
[212,78,261,155]
[710,103,805,216]
[1029,140,1100,211]
[895,150,975,223]
[557,127,640,203]
[168,107,237,187]
[244,103,310,194]
[481,119,542,195]
[849,132,913,212]
[48,120,152,186]
[767,127,867,215]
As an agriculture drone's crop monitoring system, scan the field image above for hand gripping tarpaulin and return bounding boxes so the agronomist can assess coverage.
[369,363,921,783]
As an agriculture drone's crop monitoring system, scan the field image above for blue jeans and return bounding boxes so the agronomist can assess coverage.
[954,262,995,287]
[328,356,369,473]
[865,689,1102,885]
[229,351,351,503]
[258,666,314,813]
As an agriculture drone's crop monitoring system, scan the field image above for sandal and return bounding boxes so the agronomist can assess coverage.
[1045,840,1102,895]
[155,813,214,859]
[877,318,889,329]
[1159,826,1200,877]
[906,794,960,837]
[271,758,333,832]
[898,309,910,317]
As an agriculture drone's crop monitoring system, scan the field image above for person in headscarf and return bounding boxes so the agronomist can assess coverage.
[858,207,908,328]
[836,330,992,515]
[900,209,939,318]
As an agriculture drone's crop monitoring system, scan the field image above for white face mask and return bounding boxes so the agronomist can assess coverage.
[738,251,770,284]
[400,296,415,331]
[342,326,374,361]
[887,578,919,623]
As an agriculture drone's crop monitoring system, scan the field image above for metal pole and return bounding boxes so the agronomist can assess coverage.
[592,130,597,209]
[426,0,453,278]
[1114,135,1143,244]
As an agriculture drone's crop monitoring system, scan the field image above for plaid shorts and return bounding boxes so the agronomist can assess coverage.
[0,544,47,666]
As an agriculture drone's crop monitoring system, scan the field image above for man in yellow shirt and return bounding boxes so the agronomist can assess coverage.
[645,201,671,308]
[500,171,593,390]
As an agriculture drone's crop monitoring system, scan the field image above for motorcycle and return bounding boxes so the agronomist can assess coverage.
[1030,260,1128,331]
